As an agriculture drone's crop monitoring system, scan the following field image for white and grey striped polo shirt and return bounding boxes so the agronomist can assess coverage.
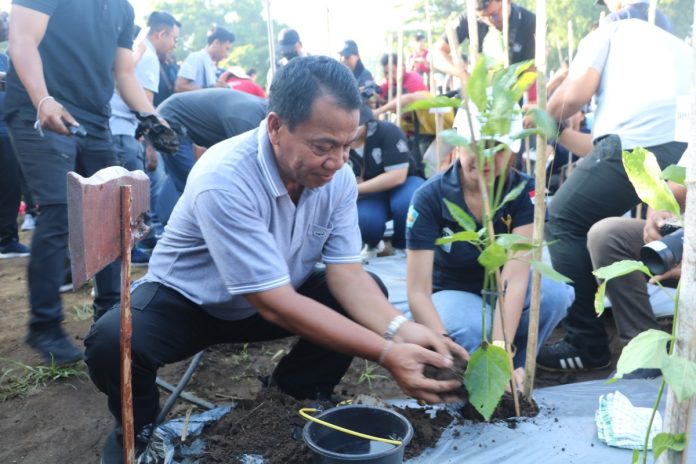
[141,120,363,320]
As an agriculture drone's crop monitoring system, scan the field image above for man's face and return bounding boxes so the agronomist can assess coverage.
[268,96,359,189]
[478,0,504,30]
[154,26,179,58]
[382,63,398,80]
[340,54,359,71]
[211,40,233,62]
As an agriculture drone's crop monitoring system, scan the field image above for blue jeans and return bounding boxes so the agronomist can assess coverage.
[401,272,573,367]
[357,175,424,249]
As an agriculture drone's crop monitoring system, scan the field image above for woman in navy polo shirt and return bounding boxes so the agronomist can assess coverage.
[404,106,573,372]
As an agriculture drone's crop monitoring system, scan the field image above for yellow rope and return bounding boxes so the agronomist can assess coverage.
[299,408,403,447]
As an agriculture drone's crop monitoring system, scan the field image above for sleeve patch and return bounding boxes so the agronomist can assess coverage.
[406,204,419,229]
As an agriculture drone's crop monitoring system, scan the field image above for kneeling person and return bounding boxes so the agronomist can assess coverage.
[85,56,461,463]
[405,106,574,373]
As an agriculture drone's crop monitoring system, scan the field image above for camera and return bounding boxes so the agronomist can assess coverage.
[640,221,684,276]
[359,81,380,102]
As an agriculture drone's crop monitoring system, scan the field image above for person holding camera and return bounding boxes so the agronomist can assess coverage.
[4,0,159,365]
[586,158,687,367]
[536,19,690,372]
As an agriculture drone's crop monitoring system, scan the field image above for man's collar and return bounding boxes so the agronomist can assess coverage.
[256,119,287,198]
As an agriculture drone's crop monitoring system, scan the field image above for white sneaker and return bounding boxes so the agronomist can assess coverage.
[21,214,36,231]
[361,241,387,263]
[392,248,407,259]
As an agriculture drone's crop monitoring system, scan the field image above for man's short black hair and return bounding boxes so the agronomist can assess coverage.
[147,11,180,34]
[268,55,361,131]
[207,26,235,45]
[380,53,399,67]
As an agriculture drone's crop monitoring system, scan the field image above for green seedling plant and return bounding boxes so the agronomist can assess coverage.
[592,148,695,463]
[0,357,86,401]
[72,301,94,321]
[357,360,387,391]
[406,56,565,421]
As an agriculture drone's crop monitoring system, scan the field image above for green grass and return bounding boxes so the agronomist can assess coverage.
[0,358,86,402]
[72,302,94,321]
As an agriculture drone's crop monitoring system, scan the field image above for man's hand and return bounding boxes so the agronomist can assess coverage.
[506,367,525,393]
[40,98,77,135]
[381,342,462,404]
[643,210,676,243]
[649,264,682,284]
[394,320,467,361]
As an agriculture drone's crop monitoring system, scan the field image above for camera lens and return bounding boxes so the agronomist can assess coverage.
[640,228,684,276]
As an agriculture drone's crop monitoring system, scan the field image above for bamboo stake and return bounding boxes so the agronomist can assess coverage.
[120,185,135,464]
[523,0,548,401]
[555,37,564,67]
[660,4,696,461]
[265,0,276,81]
[467,0,479,67]
[567,20,575,63]
[325,5,331,57]
[425,0,437,94]
[396,29,404,127]
[649,0,658,26]
[502,0,510,67]
[387,34,394,104]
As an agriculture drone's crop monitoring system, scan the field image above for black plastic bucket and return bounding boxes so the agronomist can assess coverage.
[303,405,413,464]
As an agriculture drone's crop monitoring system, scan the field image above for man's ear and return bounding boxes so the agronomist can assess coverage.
[267,112,283,145]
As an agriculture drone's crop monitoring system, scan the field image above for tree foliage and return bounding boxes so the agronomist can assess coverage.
[150,0,285,86]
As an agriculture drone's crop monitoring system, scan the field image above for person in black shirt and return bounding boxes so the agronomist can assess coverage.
[156,88,267,195]
[433,0,535,81]
[5,0,158,366]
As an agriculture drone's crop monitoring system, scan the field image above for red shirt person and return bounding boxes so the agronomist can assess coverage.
[225,66,267,98]
[379,53,427,101]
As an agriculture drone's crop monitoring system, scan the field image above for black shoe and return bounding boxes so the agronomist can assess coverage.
[537,339,611,372]
[25,328,83,365]
[100,425,152,464]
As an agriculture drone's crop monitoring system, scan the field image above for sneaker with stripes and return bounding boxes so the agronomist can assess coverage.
[537,339,611,372]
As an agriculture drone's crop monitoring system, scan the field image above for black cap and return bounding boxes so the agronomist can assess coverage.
[595,0,606,4]
[359,105,373,125]
[339,40,359,57]
[277,28,300,54]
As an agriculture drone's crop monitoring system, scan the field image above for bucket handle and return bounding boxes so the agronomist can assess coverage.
[299,408,403,446]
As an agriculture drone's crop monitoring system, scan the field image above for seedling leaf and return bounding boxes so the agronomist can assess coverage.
[653,432,686,460]
[622,148,681,218]
[661,164,686,186]
[525,106,557,139]
[441,129,471,147]
[497,180,528,211]
[593,260,651,281]
[613,329,672,380]
[478,243,507,272]
[467,58,488,112]
[404,96,461,112]
[436,230,479,245]
[463,344,510,421]
[595,281,608,316]
[530,260,572,283]
[662,355,696,402]
[443,198,477,232]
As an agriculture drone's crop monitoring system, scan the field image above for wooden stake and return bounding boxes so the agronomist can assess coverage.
[502,0,510,67]
[567,20,575,63]
[649,0,658,26]
[396,29,404,127]
[661,3,696,460]
[425,0,437,94]
[265,0,276,82]
[524,0,548,401]
[467,0,479,67]
[120,185,135,464]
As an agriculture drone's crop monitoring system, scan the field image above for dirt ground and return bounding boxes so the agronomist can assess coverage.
[0,225,630,464]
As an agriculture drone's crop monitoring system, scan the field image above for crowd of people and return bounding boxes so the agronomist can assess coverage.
[0,0,691,461]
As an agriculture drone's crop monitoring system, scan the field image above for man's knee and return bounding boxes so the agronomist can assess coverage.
[84,310,122,380]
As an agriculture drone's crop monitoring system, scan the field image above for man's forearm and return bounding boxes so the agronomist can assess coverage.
[10,42,49,108]
[116,72,156,114]
[174,77,201,93]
